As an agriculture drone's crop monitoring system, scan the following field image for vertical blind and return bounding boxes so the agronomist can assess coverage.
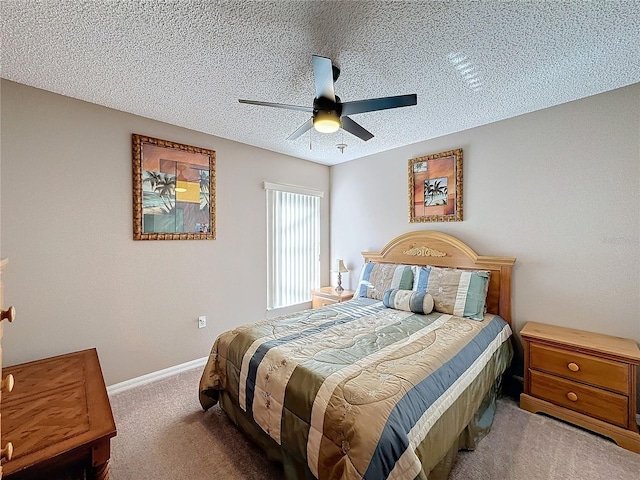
[265,182,322,310]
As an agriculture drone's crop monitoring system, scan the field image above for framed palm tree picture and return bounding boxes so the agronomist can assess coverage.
[132,134,216,240]
[408,149,462,222]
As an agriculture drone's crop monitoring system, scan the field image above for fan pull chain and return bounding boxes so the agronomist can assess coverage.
[336,130,347,154]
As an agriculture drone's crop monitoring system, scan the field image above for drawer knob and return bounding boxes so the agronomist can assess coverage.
[1,442,13,462]
[1,306,15,323]
[567,391,578,402]
[567,362,580,372]
[2,374,15,393]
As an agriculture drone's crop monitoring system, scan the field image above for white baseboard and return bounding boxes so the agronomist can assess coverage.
[107,356,207,396]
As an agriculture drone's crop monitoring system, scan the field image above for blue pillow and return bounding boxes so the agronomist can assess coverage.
[412,266,431,292]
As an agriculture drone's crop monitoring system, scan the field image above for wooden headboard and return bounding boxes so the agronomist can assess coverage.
[362,231,516,325]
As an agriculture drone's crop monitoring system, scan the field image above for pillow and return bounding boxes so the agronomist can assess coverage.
[383,289,434,314]
[413,265,490,321]
[354,263,413,300]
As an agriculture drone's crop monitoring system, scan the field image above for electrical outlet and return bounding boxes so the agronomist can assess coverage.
[198,315,206,329]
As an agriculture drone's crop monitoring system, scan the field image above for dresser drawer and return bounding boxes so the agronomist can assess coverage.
[530,342,628,394]
[529,369,628,428]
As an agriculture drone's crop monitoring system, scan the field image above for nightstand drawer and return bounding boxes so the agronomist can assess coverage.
[529,370,628,428]
[530,342,628,394]
[312,297,338,308]
[311,287,354,309]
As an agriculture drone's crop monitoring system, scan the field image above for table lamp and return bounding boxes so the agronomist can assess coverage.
[332,259,349,292]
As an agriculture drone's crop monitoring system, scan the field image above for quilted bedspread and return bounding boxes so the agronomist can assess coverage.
[199,298,513,480]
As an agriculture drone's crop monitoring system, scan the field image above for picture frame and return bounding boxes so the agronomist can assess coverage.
[408,148,462,222]
[132,134,216,240]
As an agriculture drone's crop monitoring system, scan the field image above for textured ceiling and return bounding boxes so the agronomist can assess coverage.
[2,1,639,166]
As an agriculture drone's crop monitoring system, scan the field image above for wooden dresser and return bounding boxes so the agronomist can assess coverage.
[1,349,116,479]
[1,258,17,477]
[520,321,640,453]
[311,286,355,309]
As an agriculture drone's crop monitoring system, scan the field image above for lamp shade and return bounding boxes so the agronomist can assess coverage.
[332,259,348,273]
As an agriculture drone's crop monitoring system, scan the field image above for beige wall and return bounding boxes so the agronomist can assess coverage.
[331,84,640,345]
[0,80,331,385]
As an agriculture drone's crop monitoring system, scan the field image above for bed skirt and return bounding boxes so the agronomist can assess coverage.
[218,377,502,480]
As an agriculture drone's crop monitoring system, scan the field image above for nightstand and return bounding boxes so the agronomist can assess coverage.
[311,287,354,309]
[520,321,640,453]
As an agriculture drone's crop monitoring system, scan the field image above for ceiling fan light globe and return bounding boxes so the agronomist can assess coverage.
[313,110,341,133]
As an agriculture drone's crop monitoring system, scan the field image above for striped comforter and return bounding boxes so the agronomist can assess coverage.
[199,298,513,479]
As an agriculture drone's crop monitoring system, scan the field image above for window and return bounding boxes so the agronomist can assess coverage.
[265,182,323,310]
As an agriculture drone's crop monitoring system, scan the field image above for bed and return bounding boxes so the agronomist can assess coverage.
[199,230,516,479]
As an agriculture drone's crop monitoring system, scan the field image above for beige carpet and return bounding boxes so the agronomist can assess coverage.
[109,366,639,479]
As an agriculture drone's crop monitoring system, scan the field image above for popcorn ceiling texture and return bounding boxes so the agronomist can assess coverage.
[1,1,639,165]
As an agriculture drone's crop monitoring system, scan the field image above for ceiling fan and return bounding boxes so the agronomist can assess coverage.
[239,55,417,142]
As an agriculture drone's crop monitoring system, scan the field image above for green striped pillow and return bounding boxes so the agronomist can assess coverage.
[355,263,414,300]
[424,266,491,320]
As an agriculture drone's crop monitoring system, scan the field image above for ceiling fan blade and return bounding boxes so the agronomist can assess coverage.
[341,94,417,116]
[287,118,314,140]
[239,99,313,113]
[341,116,374,142]
[312,55,335,101]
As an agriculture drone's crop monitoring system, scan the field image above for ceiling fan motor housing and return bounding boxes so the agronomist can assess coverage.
[313,96,342,115]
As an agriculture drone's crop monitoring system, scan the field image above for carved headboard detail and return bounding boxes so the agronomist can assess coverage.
[402,246,447,257]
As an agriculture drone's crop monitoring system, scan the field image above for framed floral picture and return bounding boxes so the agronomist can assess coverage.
[408,149,462,222]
